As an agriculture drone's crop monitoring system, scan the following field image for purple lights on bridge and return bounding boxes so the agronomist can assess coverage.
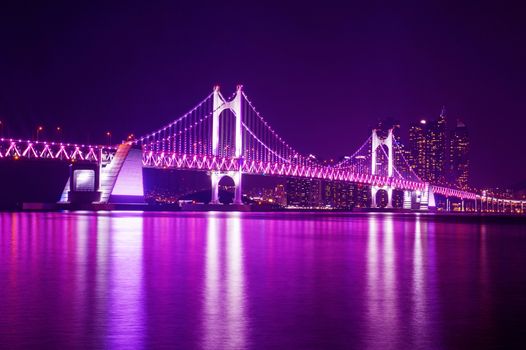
[0,138,116,163]
[142,152,426,191]
[0,86,523,212]
[135,86,511,210]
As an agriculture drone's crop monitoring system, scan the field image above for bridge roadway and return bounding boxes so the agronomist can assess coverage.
[0,138,523,213]
[1,86,524,213]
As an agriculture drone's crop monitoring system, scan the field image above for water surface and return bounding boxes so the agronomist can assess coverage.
[1,212,525,349]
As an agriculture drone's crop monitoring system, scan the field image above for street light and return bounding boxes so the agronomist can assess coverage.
[36,126,43,141]
[106,131,112,146]
[56,126,62,142]
[0,120,3,137]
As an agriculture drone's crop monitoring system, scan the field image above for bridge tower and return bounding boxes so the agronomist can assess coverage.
[370,128,394,208]
[210,85,244,205]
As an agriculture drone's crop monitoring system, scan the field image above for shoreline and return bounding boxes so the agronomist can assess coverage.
[0,202,523,222]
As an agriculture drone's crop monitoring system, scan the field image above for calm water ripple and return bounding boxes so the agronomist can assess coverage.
[1,212,525,349]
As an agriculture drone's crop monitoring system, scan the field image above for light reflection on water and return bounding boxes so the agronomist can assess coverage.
[0,211,526,349]
[108,215,145,349]
[203,213,247,350]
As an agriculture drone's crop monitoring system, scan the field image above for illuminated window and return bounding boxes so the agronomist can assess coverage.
[74,169,95,191]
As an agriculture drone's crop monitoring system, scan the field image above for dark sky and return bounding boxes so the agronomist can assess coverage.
[0,1,524,188]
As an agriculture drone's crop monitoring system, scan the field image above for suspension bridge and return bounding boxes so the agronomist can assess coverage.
[1,85,524,213]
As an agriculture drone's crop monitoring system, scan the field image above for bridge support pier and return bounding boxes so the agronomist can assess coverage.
[403,190,412,209]
[65,162,102,203]
[210,171,243,205]
[371,185,393,209]
[233,172,243,205]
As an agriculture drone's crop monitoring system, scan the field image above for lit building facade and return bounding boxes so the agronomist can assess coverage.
[321,181,355,209]
[408,108,447,183]
[408,120,427,179]
[286,178,322,207]
[448,120,469,188]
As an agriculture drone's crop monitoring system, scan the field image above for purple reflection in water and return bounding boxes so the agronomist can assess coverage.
[107,215,145,349]
[203,213,247,349]
[1,212,526,349]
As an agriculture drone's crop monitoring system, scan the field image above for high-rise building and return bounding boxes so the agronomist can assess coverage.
[286,178,321,207]
[321,181,355,209]
[408,108,447,183]
[408,120,427,179]
[449,120,469,188]
[393,128,411,177]
[428,108,447,183]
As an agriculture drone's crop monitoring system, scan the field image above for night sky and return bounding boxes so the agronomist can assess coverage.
[0,1,524,188]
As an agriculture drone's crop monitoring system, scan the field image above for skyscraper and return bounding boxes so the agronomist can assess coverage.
[408,108,447,183]
[286,178,321,207]
[427,107,447,183]
[449,119,470,189]
[393,127,411,177]
[408,119,427,180]
[321,181,355,209]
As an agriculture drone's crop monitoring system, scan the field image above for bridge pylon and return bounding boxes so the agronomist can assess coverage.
[370,128,394,208]
[210,85,244,205]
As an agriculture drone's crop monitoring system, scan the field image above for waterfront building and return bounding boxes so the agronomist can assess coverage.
[408,107,447,183]
[448,119,470,188]
[321,181,355,209]
[286,178,322,207]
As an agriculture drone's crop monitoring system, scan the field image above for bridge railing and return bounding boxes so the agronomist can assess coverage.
[0,138,117,164]
[142,151,426,191]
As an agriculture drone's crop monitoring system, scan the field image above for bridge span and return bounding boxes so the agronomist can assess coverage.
[1,86,524,213]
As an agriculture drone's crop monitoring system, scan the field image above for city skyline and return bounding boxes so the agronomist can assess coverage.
[0,88,520,197]
[0,2,525,188]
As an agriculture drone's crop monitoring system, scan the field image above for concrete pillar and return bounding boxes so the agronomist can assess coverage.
[233,171,243,205]
[386,187,393,208]
[370,186,392,208]
[386,130,393,178]
[210,172,220,204]
[211,171,243,205]
[371,186,378,208]
[403,190,412,209]
[211,86,244,206]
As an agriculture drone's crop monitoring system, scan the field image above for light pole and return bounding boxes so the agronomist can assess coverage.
[56,126,62,142]
[0,120,3,137]
[36,126,43,142]
[106,132,112,147]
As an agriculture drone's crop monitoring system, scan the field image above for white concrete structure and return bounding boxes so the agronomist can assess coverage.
[211,85,243,204]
